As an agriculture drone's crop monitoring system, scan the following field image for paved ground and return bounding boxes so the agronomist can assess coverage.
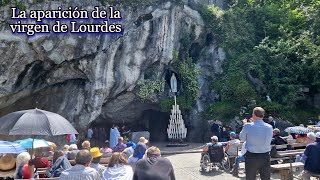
[163,152,305,180]
[150,142,204,154]
[164,152,247,180]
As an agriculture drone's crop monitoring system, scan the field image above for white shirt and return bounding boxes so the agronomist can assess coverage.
[227,139,241,156]
[102,164,133,180]
[240,120,273,153]
[240,142,247,156]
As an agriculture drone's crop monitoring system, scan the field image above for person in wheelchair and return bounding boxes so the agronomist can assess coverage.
[200,136,230,172]
[203,136,222,153]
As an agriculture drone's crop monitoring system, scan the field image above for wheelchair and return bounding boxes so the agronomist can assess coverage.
[200,145,230,172]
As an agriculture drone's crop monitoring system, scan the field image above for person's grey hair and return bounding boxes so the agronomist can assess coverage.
[16,152,31,166]
[253,107,265,118]
[75,150,92,165]
[69,144,78,151]
[118,137,124,142]
[63,145,69,151]
[307,132,316,141]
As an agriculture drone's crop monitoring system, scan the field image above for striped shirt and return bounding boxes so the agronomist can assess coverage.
[60,164,101,180]
[91,163,106,177]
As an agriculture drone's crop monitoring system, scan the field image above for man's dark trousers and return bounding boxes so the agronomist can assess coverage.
[245,151,271,180]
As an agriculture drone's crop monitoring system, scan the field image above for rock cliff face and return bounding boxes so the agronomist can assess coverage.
[0,0,226,142]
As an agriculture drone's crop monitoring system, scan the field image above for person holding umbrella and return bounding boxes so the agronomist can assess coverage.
[0,108,78,179]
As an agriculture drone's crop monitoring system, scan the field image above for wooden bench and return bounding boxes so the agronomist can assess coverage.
[37,168,48,171]
[271,162,304,180]
[37,170,47,175]
[101,163,108,167]
[278,150,304,158]
[274,143,307,150]
[271,144,306,163]
[270,156,290,162]
[69,157,110,166]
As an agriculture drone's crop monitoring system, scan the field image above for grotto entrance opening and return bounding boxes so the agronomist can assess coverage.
[142,109,170,142]
[89,109,169,145]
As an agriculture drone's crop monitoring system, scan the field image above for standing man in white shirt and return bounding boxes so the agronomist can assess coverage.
[240,107,273,180]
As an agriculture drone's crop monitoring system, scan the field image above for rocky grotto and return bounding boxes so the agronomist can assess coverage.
[0,0,227,142]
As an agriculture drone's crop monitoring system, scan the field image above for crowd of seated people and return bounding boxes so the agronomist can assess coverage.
[0,135,175,180]
[204,117,320,180]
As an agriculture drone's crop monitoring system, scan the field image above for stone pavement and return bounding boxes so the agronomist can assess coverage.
[149,142,204,155]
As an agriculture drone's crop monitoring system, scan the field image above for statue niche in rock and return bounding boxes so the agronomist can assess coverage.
[167,73,188,147]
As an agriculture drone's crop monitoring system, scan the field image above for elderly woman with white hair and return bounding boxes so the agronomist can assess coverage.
[66,144,80,160]
[15,152,37,179]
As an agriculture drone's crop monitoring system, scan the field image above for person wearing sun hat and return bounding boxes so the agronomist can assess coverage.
[298,132,320,179]
[90,147,106,177]
[128,137,148,164]
[0,154,16,171]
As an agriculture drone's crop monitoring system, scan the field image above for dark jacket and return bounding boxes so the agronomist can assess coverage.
[271,135,287,146]
[133,156,175,180]
[269,121,276,129]
[304,140,320,174]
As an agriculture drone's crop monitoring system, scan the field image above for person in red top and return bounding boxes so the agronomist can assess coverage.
[32,148,50,178]
[33,148,51,168]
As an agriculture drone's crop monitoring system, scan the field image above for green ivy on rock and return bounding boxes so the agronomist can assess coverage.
[201,0,320,122]
[137,79,164,101]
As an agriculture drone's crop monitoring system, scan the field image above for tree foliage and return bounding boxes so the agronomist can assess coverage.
[202,0,320,121]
